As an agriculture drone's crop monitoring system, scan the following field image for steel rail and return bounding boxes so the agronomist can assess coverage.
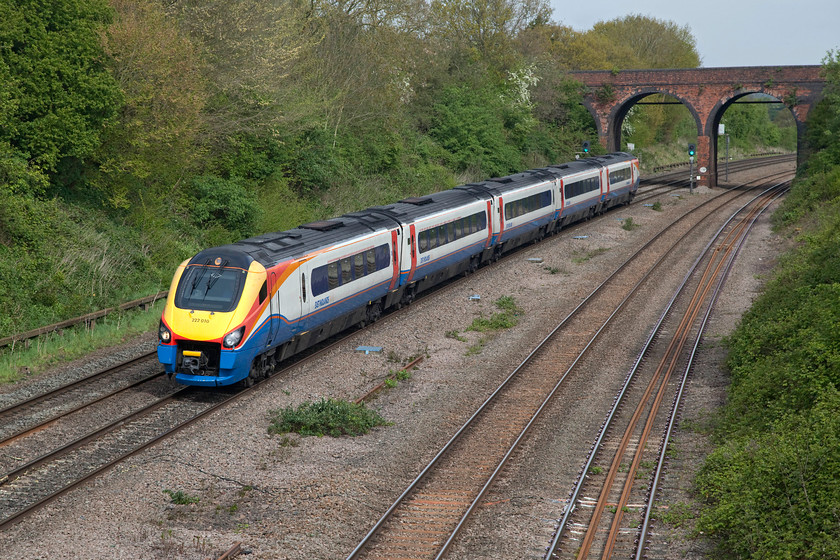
[0,351,158,417]
[544,171,794,559]
[632,184,789,559]
[0,369,165,447]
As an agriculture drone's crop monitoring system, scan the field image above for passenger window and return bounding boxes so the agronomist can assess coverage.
[354,253,365,278]
[438,225,446,245]
[341,258,352,284]
[455,219,463,239]
[447,222,455,243]
[419,231,428,253]
[328,262,339,289]
[367,249,376,272]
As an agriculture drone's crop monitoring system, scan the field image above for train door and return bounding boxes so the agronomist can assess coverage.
[268,272,279,346]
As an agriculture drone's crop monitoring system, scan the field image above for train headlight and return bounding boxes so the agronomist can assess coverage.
[159,320,171,343]
[223,326,245,348]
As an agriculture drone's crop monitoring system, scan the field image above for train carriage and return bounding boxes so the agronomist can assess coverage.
[362,189,493,303]
[158,152,640,387]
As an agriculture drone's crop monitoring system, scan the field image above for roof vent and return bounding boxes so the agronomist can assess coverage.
[400,197,434,206]
[299,220,344,232]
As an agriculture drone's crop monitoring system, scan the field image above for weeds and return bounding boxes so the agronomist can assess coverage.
[467,296,522,332]
[268,397,389,437]
[621,217,640,231]
[572,247,609,264]
[163,489,200,505]
[445,330,467,342]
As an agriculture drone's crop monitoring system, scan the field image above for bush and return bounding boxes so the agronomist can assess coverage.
[189,175,260,238]
[268,398,388,438]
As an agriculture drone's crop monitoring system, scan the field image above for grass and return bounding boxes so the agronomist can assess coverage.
[621,217,640,231]
[572,247,609,264]
[0,300,164,385]
[268,397,389,437]
[163,489,200,505]
[466,296,522,333]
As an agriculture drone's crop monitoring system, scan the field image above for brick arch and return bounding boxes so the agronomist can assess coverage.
[706,90,801,183]
[570,66,825,187]
[611,89,702,152]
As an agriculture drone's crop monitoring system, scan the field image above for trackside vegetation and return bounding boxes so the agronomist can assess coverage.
[695,51,840,558]
[268,398,389,438]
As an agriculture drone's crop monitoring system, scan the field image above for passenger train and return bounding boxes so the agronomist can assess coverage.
[157,152,640,386]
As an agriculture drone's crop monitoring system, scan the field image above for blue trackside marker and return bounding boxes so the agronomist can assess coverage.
[356,346,383,355]
[573,235,589,239]
[469,294,481,301]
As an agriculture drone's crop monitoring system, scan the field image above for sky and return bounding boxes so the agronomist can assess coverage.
[548,0,839,68]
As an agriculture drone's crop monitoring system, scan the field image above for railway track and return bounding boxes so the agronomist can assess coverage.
[545,179,790,559]
[634,153,794,203]
[345,167,794,559]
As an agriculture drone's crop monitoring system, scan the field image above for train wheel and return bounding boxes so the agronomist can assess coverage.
[243,363,258,388]
[366,302,382,324]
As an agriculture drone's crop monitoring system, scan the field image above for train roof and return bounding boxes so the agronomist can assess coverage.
[189,212,399,269]
[187,152,638,270]
[359,188,489,224]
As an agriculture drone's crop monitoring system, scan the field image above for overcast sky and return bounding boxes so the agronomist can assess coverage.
[548,0,839,68]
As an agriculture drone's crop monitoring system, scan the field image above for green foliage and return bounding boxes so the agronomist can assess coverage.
[429,85,524,178]
[467,296,522,332]
[621,217,639,231]
[268,398,388,438]
[189,175,260,238]
[0,0,122,188]
[163,489,200,505]
[697,394,840,559]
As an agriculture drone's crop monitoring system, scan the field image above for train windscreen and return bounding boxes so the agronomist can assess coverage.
[175,261,247,312]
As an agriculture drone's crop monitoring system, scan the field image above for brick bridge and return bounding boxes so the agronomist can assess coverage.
[569,66,825,187]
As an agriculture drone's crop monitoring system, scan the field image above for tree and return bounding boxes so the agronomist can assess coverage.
[589,14,700,69]
[0,0,122,193]
[96,0,208,208]
[430,0,550,66]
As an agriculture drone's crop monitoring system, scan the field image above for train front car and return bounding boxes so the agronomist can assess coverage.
[157,248,268,387]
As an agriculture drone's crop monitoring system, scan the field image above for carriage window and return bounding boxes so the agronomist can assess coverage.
[340,258,352,284]
[375,244,390,269]
[327,262,339,289]
[367,248,376,271]
[418,230,428,253]
[354,253,365,278]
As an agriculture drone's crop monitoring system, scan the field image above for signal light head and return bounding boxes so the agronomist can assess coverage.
[688,143,696,156]
[582,141,590,153]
